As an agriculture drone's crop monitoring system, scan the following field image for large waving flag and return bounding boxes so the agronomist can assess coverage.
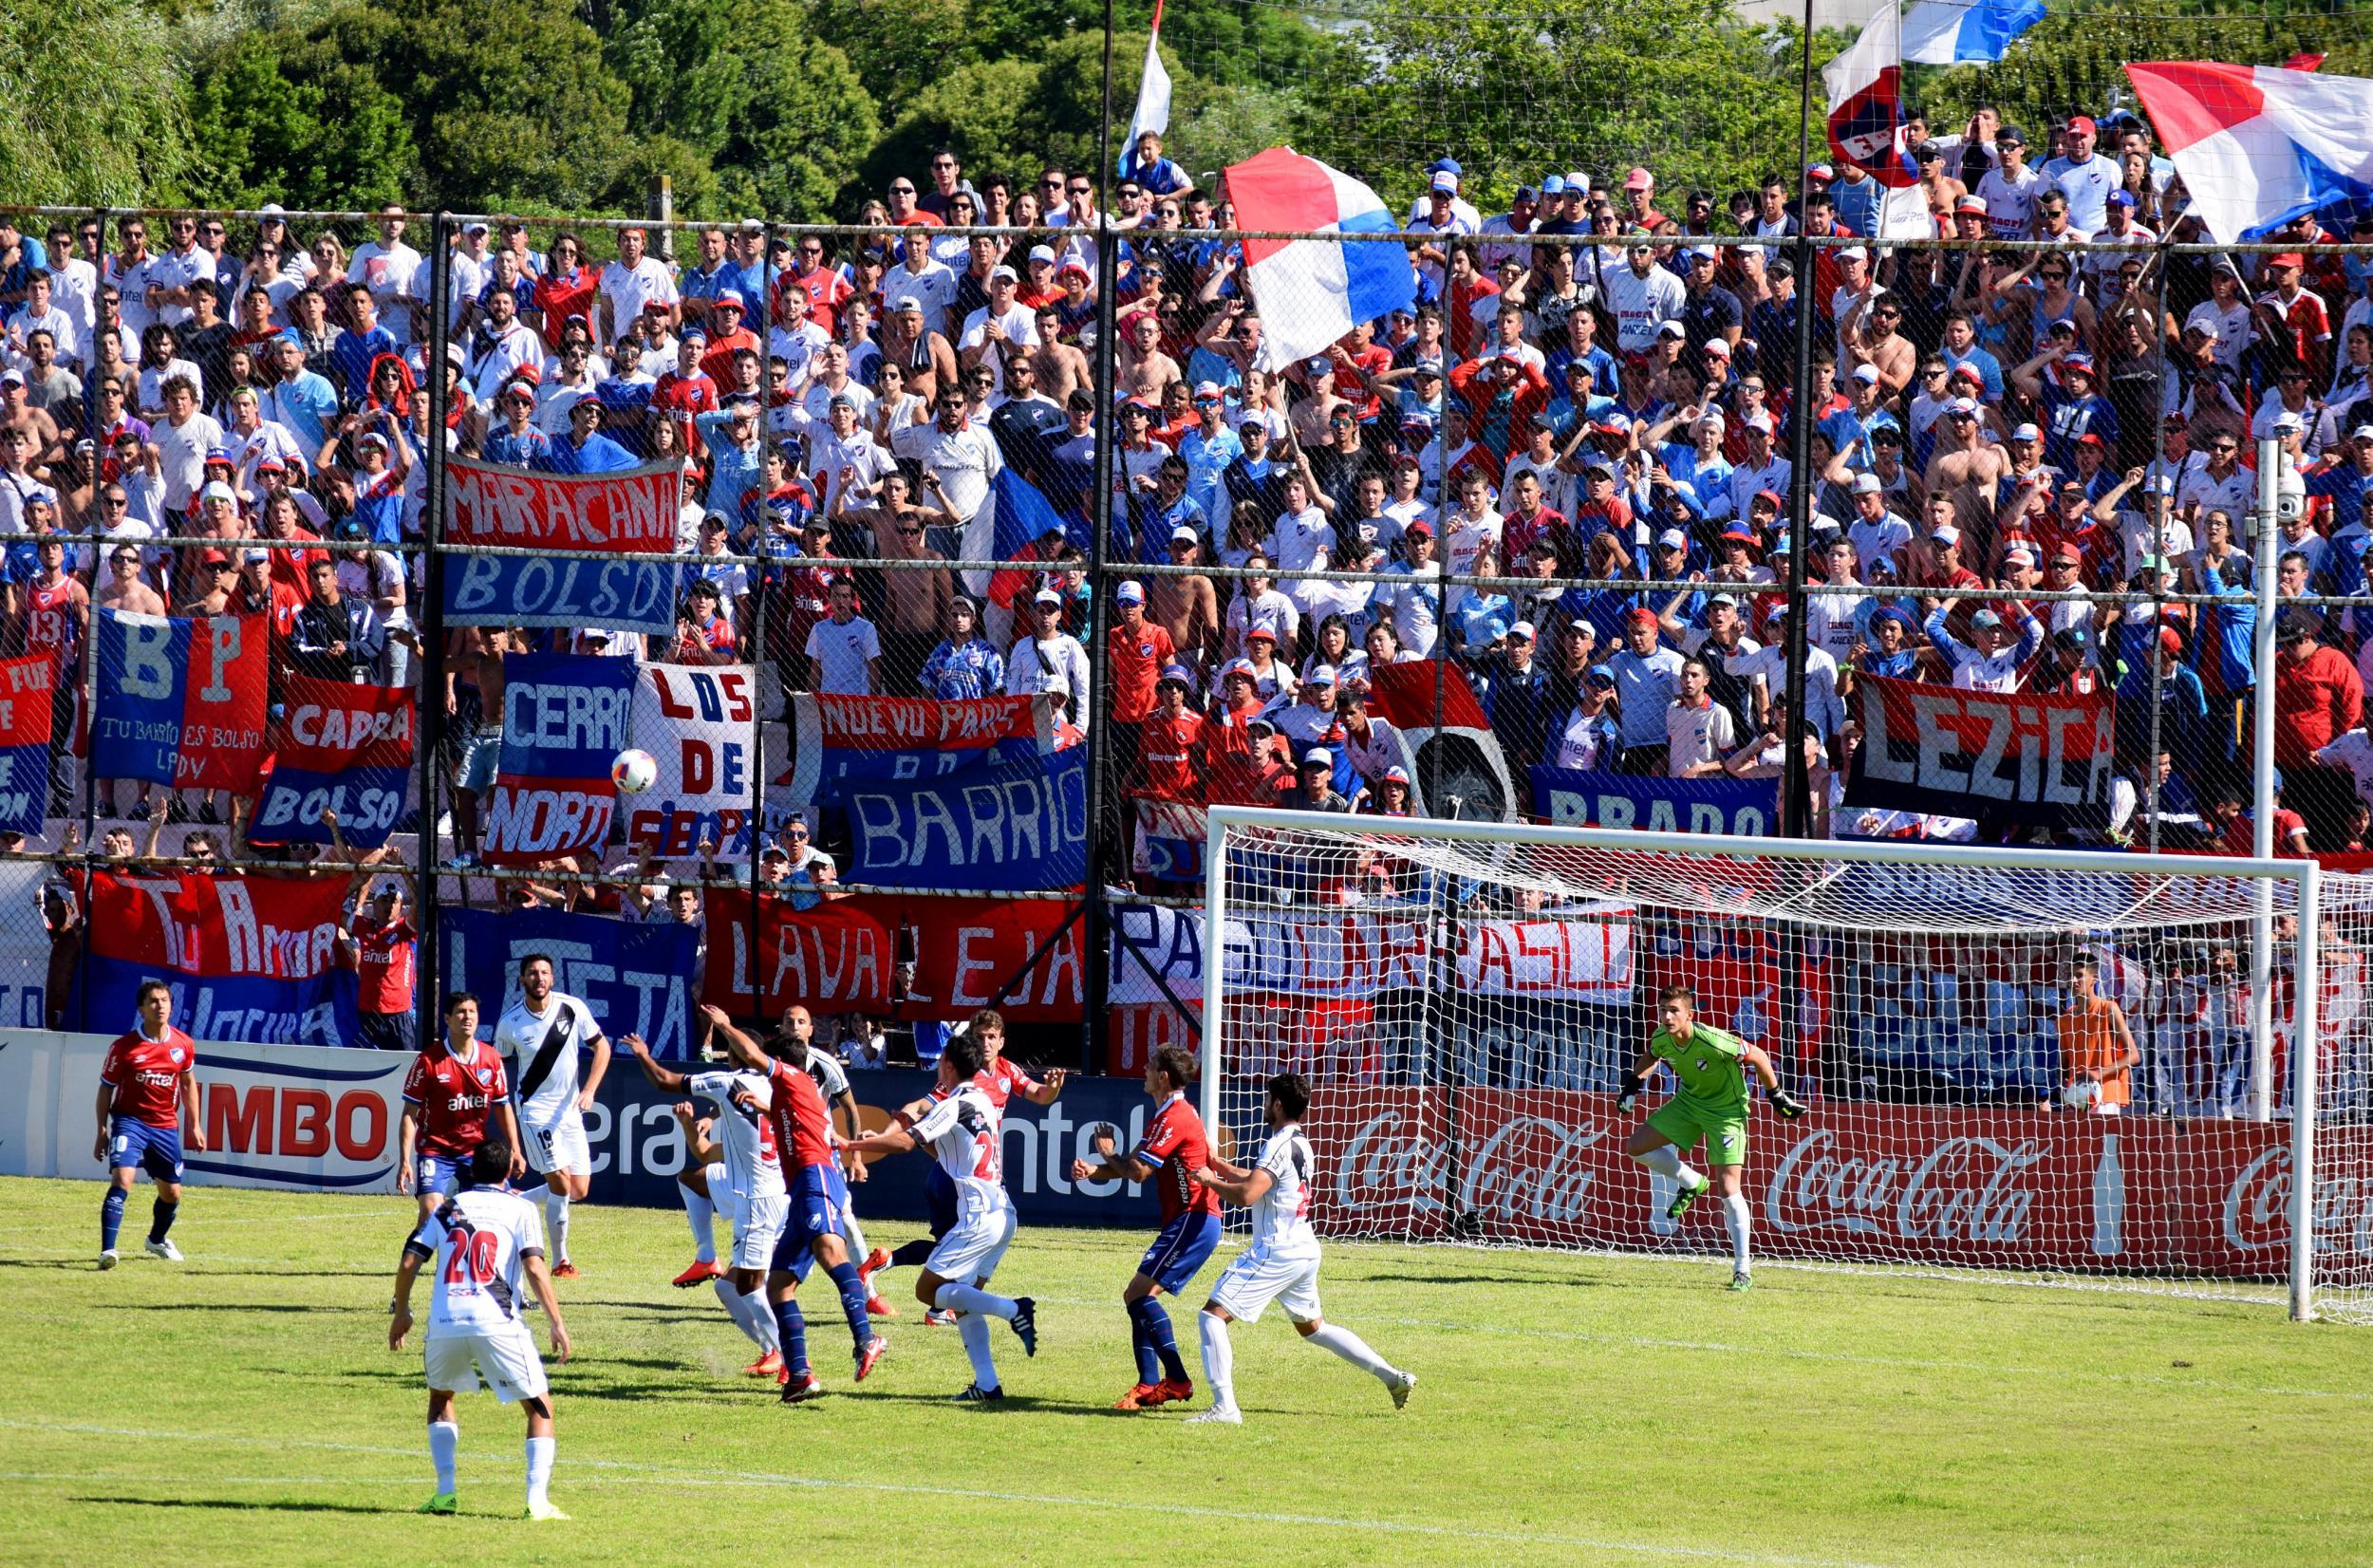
[2125,63,2373,242]
[1224,147,1418,370]
[1126,0,1173,153]
[1822,0,1937,240]
[1901,0,2046,65]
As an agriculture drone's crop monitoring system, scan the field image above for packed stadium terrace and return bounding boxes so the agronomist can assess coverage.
[4,113,2373,1082]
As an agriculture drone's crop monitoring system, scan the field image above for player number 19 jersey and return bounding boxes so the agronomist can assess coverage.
[413,1187,546,1335]
[1248,1124,1318,1258]
[908,1084,1009,1219]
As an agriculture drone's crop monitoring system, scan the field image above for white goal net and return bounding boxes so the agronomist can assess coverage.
[1197,810,2373,1323]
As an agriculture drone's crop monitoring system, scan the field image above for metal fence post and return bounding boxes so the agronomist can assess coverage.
[417,209,454,1053]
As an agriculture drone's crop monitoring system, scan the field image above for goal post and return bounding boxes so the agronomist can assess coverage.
[1199,807,2356,1323]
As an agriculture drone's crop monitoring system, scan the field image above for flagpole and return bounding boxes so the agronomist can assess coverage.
[1082,0,1120,1075]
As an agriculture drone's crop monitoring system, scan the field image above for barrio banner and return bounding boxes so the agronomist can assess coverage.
[626,663,757,856]
[252,675,415,848]
[440,455,684,633]
[1532,767,1778,837]
[1844,672,2114,827]
[483,653,633,866]
[844,747,1086,892]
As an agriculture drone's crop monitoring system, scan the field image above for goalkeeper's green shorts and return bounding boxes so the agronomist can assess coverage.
[1648,1099,1748,1167]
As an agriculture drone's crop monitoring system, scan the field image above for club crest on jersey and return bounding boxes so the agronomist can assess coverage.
[476,1067,494,1084]
[169,1048,186,1064]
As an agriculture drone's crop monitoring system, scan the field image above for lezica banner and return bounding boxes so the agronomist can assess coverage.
[1843,672,2114,827]
[482,652,633,866]
[0,652,54,835]
[778,692,1053,809]
[251,675,416,848]
[90,609,270,793]
[440,455,684,634]
[626,663,757,856]
[69,870,358,1046]
[441,906,702,1058]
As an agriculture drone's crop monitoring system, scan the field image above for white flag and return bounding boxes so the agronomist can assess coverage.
[1126,1,1173,152]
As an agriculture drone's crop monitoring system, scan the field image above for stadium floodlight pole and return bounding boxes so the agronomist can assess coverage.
[2250,435,2283,1120]
[1083,1,1121,1075]
[417,210,454,1054]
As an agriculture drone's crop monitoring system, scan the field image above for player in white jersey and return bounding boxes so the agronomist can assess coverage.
[783,1006,897,1317]
[494,954,611,1279]
[844,1035,1037,1402]
[1186,1073,1414,1426]
[625,1033,791,1376]
[389,1134,572,1520]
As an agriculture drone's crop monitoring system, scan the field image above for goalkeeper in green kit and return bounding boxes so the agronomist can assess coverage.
[1617,984,1806,1291]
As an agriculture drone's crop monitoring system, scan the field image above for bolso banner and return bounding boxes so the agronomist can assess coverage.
[440,455,684,633]
[441,906,702,1059]
[251,674,416,848]
[626,663,757,856]
[1844,673,2115,827]
[1532,766,1778,836]
[844,747,1087,892]
[482,652,633,866]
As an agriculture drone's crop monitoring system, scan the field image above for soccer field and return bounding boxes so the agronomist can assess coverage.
[1,1176,2367,1567]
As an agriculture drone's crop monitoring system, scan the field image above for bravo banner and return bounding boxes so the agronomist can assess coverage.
[1532,767,1779,836]
[1844,673,2114,827]
[844,747,1087,892]
[482,653,634,866]
[251,676,416,848]
[441,906,702,1058]
[779,692,1054,809]
[440,455,683,633]
[0,652,54,834]
[701,890,898,1016]
[69,870,358,1046]
[90,609,270,793]
[626,663,757,856]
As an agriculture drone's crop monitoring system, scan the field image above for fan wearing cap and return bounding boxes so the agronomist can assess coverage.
[2010,332,2117,476]
[2253,253,2335,390]
[1107,577,1179,752]
[1923,593,2042,694]
[919,594,1006,700]
[1003,585,1092,710]
[1602,231,1687,356]
[956,264,1040,396]
[2090,465,2194,581]
[1135,663,1207,808]
[2306,424,2373,538]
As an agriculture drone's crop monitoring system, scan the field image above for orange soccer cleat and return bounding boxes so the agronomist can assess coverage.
[551,1260,580,1279]
[743,1350,784,1378]
[857,1246,890,1284]
[1112,1381,1162,1411]
[865,1294,901,1318]
[673,1260,724,1288]
[1148,1378,1196,1408]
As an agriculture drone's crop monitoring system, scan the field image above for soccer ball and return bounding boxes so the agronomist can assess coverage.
[610,749,658,794]
[2062,1078,2101,1112]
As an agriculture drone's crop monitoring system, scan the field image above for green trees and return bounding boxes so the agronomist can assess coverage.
[0,0,198,205]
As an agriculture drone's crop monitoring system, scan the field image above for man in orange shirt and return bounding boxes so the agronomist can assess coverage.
[1107,579,1177,793]
[2056,953,2139,1113]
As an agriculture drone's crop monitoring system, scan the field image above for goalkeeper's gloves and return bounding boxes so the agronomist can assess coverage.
[1616,1073,1646,1115]
[1769,1087,1808,1120]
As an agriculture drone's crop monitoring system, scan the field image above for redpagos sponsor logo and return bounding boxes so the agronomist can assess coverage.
[1765,1129,2046,1243]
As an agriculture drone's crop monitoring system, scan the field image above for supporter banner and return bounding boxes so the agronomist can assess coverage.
[701,890,897,1016]
[0,652,54,834]
[1844,673,2114,828]
[482,653,633,866]
[1292,1089,2373,1279]
[1364,659,1518,821]
[845,747,1087,892]
[781,692,1052,809]
[1131,797,1205,882]
[251,675,416,848]
[626,663,757,856]
[69,871,358,1047]
[441,906,701,1058]
[90,609,269,793]
[440,455,683,633]
[1533,767,1778,837]
[904,895,1086,1023]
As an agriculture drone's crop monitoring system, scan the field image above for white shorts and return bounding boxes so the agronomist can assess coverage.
[703,1163,741,1228]
[1209,1246,1322,1325]
[734,1193,790,1270]
[423,1323,550,1403]
[523,1111,589,1177]
[925,1204,1017,1283]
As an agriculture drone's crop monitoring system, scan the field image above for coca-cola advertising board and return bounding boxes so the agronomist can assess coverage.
[1296,1087,2373,1278]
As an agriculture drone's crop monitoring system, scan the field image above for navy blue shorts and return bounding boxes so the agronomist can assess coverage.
[770,1162,851,1282]
[109,1118,184,1183]
[1135,1210,1222,1296]
[925,1163,957,1240]
[414,1153,466,1198]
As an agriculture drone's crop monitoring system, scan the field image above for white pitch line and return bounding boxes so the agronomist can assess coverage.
[0,1419,1897,1568]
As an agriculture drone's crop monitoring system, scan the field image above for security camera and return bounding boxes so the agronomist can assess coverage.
[2275,471,2307,523]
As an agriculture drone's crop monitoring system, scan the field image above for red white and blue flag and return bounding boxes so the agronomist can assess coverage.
[90,609,270,793]
[1223,147,1417,370]
[2124,63,2373,243]
[0,653,54,834]
[1822,1,1934,240]
[251,675,416,849]
[70,870,359,1046]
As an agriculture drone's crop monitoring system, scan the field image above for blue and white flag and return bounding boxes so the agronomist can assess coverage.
[1902,0,2047,65]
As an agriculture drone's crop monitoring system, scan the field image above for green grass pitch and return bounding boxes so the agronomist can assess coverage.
[1,1174,2368,1566]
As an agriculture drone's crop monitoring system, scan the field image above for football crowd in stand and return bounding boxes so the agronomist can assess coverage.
[4,103,2373,1073]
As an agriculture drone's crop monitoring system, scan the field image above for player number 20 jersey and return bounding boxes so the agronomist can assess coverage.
[412,1187,546,1335]
[1248,1124,1319,1258]
[908,1084,1010,1219]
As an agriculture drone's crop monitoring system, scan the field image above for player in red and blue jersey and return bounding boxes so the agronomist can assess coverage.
[93,979,206,1269]
[712,1005,888,1401]
[399,992,524,1223]
[1070,1045,1223,1411]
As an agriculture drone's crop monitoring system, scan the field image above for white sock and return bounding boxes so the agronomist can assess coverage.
[681,1185,717,1263]
[841,1213,870,1265]
[956,1311,1000,1391]
[933,1281,1017,1319]
[1198,1312,1237,1411]
[544,1188,570,1262]
[524,1434,554,1508]
[1306,1322,1397,1385]
[713,1276,766,1348]
[428,1420,458,1493]
[1635,1144,1702,1188]
[742,1286,780,1352]
[1724,1193,1752,1272]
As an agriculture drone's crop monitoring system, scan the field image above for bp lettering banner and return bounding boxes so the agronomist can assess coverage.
[701,890,896,1015]
[440,456,683,633]
[845,747,1086,892]
[252,676,416,848]
[0,653,54,834]
[780,692,1053,809]
[482,653,634,866]
[441,906,701,1058]
[626,663,757,856]
[70,871,358,1046]
[1532,767,1778,837]
[1843,673,2114,827]
[91,609,270,793]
